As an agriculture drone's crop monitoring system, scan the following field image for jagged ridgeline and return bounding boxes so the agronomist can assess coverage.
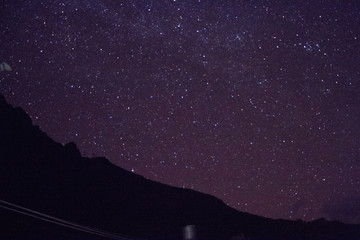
[1,94,360,240]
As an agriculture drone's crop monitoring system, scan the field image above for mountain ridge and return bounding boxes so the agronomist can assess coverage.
[1,93,359,240]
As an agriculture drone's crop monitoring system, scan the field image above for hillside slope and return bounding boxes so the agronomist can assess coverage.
[1,94,359,240]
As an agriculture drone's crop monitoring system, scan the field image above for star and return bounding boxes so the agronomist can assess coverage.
[1,0,359,224]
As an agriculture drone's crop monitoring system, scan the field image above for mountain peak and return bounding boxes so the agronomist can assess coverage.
[64,141,82,158]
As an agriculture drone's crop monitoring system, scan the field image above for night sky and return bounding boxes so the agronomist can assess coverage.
[1,0,360,224]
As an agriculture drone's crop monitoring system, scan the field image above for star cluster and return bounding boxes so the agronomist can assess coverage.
[1,0,360,223]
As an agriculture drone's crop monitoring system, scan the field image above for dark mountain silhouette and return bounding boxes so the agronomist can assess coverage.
[0,93,359,240]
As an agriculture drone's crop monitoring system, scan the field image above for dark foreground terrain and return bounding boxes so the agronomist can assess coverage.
[1,94,359,240]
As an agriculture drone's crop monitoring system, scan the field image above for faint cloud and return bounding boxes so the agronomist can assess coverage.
[0,62,12,72]
[321,193,360,224]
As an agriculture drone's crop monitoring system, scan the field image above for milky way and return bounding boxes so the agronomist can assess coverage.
[1,0,360,224]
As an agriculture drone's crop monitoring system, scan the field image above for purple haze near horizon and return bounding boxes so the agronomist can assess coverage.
[1,0,360,224]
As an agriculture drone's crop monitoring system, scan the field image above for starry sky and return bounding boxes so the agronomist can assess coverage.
[1,0,360,224]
